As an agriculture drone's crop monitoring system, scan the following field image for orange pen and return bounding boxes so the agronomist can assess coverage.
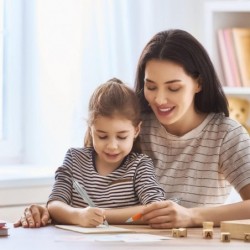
[125,213,143,223]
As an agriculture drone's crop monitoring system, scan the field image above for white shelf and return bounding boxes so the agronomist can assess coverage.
[204,1,250,99]
[224,87,250,96]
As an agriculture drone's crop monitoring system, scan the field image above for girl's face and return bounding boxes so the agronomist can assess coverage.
[144,59,202,136]
[90,115,140,175]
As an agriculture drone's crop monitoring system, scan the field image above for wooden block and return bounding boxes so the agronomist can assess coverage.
[203,229,213,239]
[244,233,250,242]
[220,219,250,240]
[171,228,179,237]
[0,227,9,236]
[221,232,231,242]
[202,221,214,229]
[178,228,187,237]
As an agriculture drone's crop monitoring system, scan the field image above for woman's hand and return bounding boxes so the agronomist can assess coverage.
[142,200,194,229]
[14,204,51,228]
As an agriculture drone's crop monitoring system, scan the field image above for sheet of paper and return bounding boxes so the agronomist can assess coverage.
[55,233,172,242]
[55,224,134,234]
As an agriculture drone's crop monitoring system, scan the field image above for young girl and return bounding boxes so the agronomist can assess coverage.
[46,78,165,227]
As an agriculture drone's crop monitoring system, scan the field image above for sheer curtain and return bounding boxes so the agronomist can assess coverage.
[19,0,202,166]
[21,0,159,165]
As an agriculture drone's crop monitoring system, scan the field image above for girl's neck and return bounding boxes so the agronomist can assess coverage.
[93,152,125,176]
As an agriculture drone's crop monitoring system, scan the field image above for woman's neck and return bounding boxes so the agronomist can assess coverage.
[163,112,208,136]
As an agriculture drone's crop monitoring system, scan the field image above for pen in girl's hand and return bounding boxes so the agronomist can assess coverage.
[72,178,109,227]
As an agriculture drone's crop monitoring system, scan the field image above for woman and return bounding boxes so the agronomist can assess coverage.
[15,29,250,229]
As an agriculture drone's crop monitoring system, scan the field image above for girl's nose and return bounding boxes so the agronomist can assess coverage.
[107,139,118,149]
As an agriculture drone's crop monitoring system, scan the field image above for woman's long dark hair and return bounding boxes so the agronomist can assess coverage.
[134,29,229,116]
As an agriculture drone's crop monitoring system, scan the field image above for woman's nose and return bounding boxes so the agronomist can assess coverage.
[155,92,167,105]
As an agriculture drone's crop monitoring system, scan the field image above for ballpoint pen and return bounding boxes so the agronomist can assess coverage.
[125,197,181,223]
[72,179,109,227]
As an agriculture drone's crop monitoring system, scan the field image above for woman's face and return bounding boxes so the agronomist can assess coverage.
[144,59,201,135]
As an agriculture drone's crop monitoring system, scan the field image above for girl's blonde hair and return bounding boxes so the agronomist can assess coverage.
[84,78,142,153]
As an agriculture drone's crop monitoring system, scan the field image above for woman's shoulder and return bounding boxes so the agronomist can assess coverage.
[208,113,245,131]
[204,113,249,141]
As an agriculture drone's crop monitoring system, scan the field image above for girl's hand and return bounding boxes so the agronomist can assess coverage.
[142,200,194,229]
[77,207,106,227]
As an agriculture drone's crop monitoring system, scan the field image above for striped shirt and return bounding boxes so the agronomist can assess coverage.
[48,147,165,208]
[140,112,250,208]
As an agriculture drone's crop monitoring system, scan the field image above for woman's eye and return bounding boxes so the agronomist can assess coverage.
[169,87,180,92]
[118,137,127,140]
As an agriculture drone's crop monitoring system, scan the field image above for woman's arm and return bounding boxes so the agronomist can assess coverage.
[192,184,250,226]
[14,204,50,228]
[142,184,250,229]
[105,205,147,225]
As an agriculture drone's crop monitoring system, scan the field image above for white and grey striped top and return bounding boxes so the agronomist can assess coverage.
[140,112,250,208]
[48,147,166,208]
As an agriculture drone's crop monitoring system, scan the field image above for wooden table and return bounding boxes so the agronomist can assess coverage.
[1,224,249,250]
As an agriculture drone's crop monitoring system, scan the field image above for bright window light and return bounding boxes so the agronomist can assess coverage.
[0,0,3,140]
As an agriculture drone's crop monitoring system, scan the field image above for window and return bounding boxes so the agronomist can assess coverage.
[0,0,22,164]
[0,0,3,140]
[0,0,173,167]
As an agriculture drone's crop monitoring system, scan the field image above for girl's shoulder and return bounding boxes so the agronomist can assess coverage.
[127,151,153,163]
[66,147,94,158]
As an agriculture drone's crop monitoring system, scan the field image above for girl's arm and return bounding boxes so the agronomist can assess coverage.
[48,201,148,226]
[47,200,105,227]
[14,203,147,228]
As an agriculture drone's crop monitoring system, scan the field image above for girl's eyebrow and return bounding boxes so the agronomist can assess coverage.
[96,129,129,134]
[145,78,181,84]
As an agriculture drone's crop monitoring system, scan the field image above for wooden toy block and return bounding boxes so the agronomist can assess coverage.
[244,233,250,242]
[202,221,214,229]
[221,232,231,242]
[178,228,187,237]
[220,219,250,240]
[203,229,213,239]
[171,228,179,237]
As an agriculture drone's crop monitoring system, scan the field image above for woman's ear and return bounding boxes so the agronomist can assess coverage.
[134,121,142,138]
[195,76,202,93]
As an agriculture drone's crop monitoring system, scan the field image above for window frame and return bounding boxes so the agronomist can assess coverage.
[0,0,23,164]
[0,0,3,140]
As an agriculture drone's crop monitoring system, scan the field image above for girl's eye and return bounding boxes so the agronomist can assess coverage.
[98,136,107,140]
[145,83,156,91]
[145,85,156,91]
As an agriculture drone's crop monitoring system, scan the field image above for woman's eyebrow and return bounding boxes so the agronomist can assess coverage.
[145,78,181,84]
